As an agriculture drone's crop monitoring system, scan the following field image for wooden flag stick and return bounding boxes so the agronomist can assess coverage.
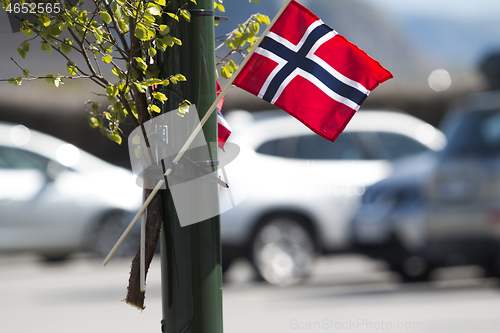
[140,211,146,292]
[102,0,293,266]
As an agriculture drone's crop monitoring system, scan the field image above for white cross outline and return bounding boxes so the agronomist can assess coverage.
[254,19,370,110]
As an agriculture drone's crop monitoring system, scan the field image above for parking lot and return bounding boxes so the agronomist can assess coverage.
[1,254,500,333]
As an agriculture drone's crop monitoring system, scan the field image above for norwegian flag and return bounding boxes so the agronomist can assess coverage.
[216,80,232,150]
[233,0,393,142]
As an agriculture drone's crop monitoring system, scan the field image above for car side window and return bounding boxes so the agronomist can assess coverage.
[256,132,367,160]
[256,137,298,158]
[0,146,49,170]
[444,111,500,157]
[294,133,366,160]
[359,132,428,160]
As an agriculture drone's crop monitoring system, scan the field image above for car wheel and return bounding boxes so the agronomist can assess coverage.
[251,216,316,286]
[483,252,500,279]
[41,253,70,262]
[392,255,431,283]
[92,211,139,258]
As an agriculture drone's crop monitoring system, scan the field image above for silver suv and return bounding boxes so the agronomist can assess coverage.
[220,109,445,285]
[352,92,500,282]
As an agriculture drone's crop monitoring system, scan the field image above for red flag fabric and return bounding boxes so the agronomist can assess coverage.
[216,80,232,149]
[233,0,393,142]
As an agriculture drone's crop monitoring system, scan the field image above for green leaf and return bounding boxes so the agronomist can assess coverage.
[256,14,270,25]
[16,47,26,59]
[102,54,112,64]
[152,92,168,103]
[156,40,166,52]
[87,100,101,112]
[106,85,118,97]
[45,74,55,84]
[40,15,51,27]
[108,95,118,105]
[20,27,33,37]
[61,39,72,56]
[158,35,174,48]
[103,43,113,53]
[67,61,77,75]
[41,42,53,55]
[17,42,29,59]
[8,77,23,86]
[175,74,187,82]
[93,26,103,42]
[214,3,225,12]
[159,25,170,35]
[99,12,112,24]
[221,60,238,79]
[144,78,162,86]
[108,133,122,145]
[249,22,259,36]
[147,3,162,16]
[226,59,237,73]
[134,26,148,40]
[88,115,103,128]
[149,104,161,113]
[48,24,62,37]
[221,66,230,79]
[167,12,179,21]
[115,103,127,122]
[111,67,121,76]
[154,0,166,5]
[2,1,11,10]
[148,47,157,58]
[22,69,30,78]
[250,0,259,3]
[135,57,148,71]
[180,9,191,22]
[173,37,182,46]
[149,64,160,78]
[133,82,146,93]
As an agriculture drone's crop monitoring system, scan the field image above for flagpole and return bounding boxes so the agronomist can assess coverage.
[102,0,293,266]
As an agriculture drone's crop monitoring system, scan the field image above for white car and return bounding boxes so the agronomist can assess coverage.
[220,109,446,285]
[0,122,142,261]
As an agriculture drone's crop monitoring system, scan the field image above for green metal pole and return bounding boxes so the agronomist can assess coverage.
[158,0,222,332]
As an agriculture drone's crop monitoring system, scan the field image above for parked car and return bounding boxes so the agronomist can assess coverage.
[0,122,142,261]
[352,92,500,282]
[220,109,446,285]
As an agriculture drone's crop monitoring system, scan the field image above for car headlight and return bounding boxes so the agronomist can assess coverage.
[358,184,421,223]
[359,187,397,221]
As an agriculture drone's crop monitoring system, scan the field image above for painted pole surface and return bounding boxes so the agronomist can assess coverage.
[158,0,223,332]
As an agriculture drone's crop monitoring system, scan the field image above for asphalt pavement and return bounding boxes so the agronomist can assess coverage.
[1,254,500,333]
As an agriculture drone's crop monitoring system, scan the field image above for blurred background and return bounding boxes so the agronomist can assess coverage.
[2,0,500,332]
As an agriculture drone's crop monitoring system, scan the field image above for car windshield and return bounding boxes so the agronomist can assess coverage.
[0,146,48,171]
[443,110,500,157]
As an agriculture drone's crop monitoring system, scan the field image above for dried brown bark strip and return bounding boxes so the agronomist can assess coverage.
[125,189,163,310]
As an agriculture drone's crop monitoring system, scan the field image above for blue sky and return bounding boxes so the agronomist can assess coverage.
[360,0,500,21]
